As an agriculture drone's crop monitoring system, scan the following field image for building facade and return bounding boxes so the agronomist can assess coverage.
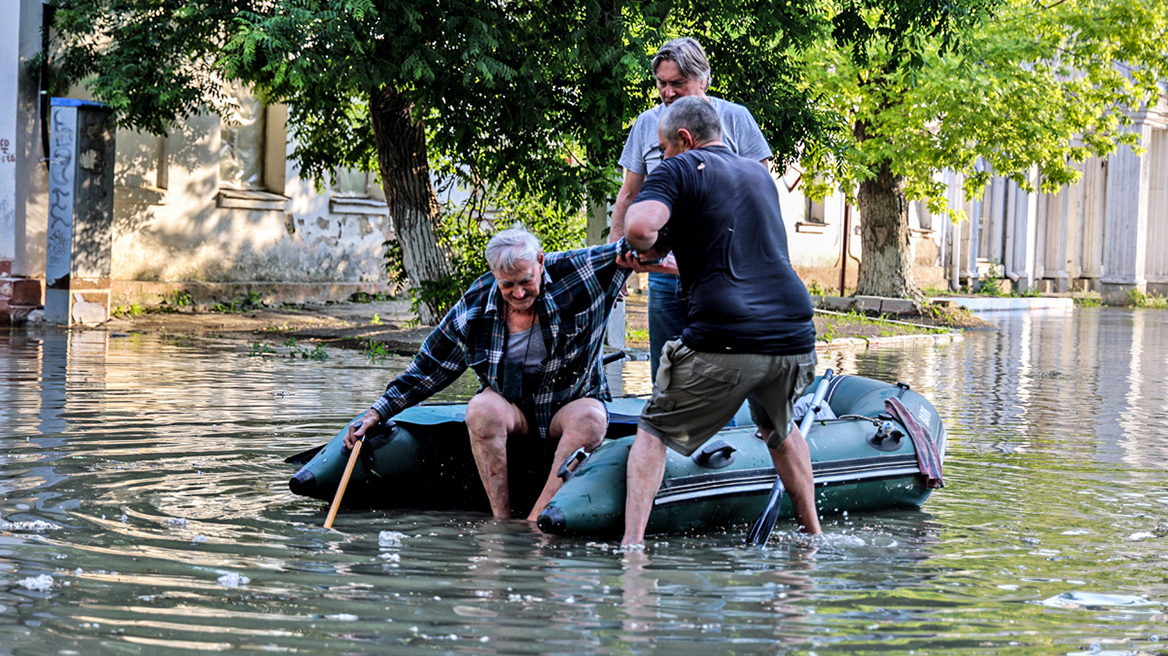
[4,0,1168,324]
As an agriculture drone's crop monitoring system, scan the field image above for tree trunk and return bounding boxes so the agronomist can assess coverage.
[855,158,921,300]
[370,86,449,325]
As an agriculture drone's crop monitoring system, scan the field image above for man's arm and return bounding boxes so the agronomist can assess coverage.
[626,200,672,256]
[345,310,470,447]
[609,169,645,242]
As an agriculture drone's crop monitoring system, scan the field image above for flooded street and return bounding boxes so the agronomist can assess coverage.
[2,307,1167,654]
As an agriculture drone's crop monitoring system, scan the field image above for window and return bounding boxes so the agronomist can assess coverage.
[220,82,265,191]
[217,82,288,210]
[804,197,827,224]
[331,167,385,202]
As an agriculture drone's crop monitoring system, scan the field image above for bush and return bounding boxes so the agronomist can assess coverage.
[386,176,588,321]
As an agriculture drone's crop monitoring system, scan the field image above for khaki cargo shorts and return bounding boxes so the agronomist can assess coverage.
[638,340,817,456]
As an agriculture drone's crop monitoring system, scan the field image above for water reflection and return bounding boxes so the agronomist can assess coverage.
[2,309,1168,654]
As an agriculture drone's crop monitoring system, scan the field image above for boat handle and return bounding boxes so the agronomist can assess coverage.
[557,447,591,482]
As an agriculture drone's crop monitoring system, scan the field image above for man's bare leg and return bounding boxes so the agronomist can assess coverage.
[526,398,607,521]
[465,388,526,519]
[621,429,668,546]
[763,424,821,534]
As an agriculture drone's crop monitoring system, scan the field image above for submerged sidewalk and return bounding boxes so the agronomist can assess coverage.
[81,291,972,357]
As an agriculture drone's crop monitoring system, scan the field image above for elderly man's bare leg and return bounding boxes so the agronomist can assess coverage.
[526,398,607,522]
[621,429,668,547]
[762,424,822,534]
[466,388,528,519]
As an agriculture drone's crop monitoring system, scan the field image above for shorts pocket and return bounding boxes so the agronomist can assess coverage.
[790,359,816,402]
[655,339,684,391]
[676,353,741,398]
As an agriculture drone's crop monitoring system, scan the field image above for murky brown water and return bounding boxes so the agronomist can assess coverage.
[2,307,1167,654]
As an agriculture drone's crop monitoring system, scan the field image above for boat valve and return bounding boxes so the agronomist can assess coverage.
[870,421,905,449]
[557,447,591,482]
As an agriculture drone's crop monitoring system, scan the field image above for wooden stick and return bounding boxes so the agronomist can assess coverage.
[323,438,363,529]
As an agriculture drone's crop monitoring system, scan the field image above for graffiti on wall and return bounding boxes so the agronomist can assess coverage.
[46,108,75,286]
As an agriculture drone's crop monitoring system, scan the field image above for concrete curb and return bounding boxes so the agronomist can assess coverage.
[816,330,965,351]
[931,296,1074,313]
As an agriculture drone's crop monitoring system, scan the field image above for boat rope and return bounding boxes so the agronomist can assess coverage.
[823,414,883,426]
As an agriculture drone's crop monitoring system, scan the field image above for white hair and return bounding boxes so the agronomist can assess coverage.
[485,227,542,272]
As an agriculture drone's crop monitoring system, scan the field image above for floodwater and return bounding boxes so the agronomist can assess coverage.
[2,307,1167,655]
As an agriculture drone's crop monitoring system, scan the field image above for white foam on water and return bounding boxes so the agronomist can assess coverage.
[17,574,54,592]
[1037,591,1155,610]
[165,518,189,527]
[378,530,406,547]
[0,520,61,532]
[1067,643,1137,656]
[1125,532,1156,542]
[217,573,251,588]
[325,614,358,621]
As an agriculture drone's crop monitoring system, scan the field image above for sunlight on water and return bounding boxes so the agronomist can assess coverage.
[2,309,1167,654]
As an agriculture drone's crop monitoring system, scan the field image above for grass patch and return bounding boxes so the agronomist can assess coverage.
[1072,291,1102,307]
[1126,288,1168,309]
[111,304,146,318]
[283,338,329,360]
[350,291,395,303]
[213,291,264,314]
[363,338,391,360]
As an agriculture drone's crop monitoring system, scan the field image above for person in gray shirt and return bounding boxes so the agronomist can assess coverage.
[610,37,773,380]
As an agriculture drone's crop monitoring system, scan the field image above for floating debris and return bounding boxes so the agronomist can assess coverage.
[18,574,54,592]
[217,573,251,588]
[325,613,358,621]
[1038,591,1155,609]
[0,520,61,532]
[378,531,406,547]
[1126,532,1156,542]
[165,518,190,528]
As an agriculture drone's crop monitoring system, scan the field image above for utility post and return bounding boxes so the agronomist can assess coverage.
[45,98,116,325]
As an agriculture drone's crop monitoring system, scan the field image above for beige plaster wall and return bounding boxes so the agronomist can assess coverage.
[107,111,394,305]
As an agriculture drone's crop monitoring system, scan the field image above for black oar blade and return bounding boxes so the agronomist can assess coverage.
[746,480,785,546]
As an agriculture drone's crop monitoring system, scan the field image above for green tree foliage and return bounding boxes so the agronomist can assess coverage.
[45,0,830,320]
[800,0,1168,299]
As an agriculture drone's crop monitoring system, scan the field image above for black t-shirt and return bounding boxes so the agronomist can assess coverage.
[634,144,816,355]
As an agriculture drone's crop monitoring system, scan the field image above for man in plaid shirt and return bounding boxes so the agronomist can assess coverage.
[346,227,631,521]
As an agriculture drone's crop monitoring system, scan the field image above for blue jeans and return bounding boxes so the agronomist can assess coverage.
[648,273,686,383]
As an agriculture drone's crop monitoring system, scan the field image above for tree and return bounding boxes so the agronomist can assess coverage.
[45,0,830,320]
[799,0,1168,299]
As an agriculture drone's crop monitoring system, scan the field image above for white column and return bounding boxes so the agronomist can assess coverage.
[0,0,19,268]
[1006,171,1039,292]
[1100,120,1154,303]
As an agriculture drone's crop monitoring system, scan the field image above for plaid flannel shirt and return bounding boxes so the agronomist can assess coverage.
[372,240,631,438]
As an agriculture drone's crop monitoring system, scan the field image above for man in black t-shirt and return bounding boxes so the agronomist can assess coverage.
[620,96,821,546]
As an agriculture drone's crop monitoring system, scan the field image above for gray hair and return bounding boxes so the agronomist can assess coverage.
[651,37,712,89]
[485,227,543,272]
[659,96,723,147]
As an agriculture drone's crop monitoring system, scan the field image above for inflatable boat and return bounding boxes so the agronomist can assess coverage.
[286,374,946,536]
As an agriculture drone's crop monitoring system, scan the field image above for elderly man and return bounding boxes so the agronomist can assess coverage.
[621,97,821,546]
[346,228,631,521]
[610,37,773,379]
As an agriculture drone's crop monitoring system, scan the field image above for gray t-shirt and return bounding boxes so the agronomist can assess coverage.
[618,96,772,176]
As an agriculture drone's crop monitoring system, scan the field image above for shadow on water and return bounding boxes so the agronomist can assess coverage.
[2,308,1167,654]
